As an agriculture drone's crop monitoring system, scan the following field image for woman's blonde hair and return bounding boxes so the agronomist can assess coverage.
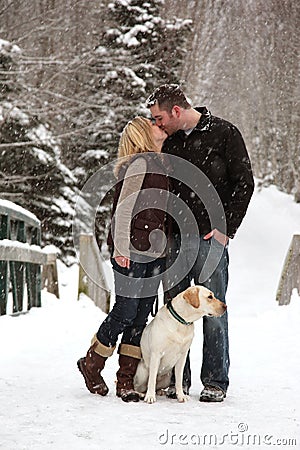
[114,116,158,176]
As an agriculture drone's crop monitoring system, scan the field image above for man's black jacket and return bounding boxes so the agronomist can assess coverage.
[163,107,254,239]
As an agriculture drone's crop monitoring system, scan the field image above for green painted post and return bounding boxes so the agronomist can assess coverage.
[0,215,9,315]
[10,220,26,313]
[0,261,8,315]
[10,260,17,314]
[27,226,41,308]
[25,261,33,310]
[16,221,25,312]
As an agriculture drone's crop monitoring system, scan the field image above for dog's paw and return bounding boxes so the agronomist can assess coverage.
[177,394,188,403]
[144,393,156,404]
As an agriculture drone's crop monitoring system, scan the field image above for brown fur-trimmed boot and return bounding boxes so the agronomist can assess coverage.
[116,344,141,402]
[77,335,115,396]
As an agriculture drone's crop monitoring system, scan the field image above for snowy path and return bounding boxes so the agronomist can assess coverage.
[1,186,300,450]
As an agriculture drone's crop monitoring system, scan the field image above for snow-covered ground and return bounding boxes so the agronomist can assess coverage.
[1,185,300,450]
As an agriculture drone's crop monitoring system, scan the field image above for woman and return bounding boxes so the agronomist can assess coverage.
[77,117,169,402]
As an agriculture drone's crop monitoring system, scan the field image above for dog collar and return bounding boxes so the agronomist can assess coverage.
[166,300,193,326]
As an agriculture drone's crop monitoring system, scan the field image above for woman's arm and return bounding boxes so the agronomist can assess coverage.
[113,157,147,265]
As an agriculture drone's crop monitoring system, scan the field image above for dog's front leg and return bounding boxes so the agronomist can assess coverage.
[174,352,189,403]
[144,354,161,404]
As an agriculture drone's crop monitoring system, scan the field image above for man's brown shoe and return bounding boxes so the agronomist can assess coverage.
[199,385,226,402]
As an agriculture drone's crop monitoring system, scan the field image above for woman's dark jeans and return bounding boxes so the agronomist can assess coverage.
[97,256,165,348]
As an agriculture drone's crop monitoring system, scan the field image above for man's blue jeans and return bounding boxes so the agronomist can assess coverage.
[165,234,229,393]
[97,256,165,349]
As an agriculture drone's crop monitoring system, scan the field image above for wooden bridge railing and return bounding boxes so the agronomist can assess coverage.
[276,234,300,305]
[78,234,110,313]
[0,200,58,316]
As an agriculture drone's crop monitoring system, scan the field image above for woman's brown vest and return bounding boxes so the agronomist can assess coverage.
[107,153,170,254]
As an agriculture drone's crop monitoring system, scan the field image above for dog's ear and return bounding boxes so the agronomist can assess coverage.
[183,286,200,308]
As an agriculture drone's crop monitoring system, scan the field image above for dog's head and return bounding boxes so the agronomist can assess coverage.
[182,285,226,318]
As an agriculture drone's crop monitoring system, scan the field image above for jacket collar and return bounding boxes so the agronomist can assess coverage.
[194,106,212,131]
[170,107,212,142]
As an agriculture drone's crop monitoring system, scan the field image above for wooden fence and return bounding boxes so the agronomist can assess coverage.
[0,201,58,316]
[78,234,110,313]
[276,234,300,305]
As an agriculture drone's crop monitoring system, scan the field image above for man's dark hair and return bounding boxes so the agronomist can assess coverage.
[146,84,191,113]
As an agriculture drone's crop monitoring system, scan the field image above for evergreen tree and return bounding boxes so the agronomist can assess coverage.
[65,0,191,174]
[69,0,192,249]
[0,39,78,263]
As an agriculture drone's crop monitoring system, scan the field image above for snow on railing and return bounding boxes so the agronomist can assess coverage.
[0,201,59,315]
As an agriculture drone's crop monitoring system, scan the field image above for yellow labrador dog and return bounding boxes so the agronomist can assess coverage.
[134,285,226,404]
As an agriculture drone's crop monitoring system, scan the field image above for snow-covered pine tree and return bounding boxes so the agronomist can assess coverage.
[66,0,192,170]
[71,0,192,249]
[0,39,78,263]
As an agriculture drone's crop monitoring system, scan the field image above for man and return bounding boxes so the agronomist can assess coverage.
[146,84,254,402]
